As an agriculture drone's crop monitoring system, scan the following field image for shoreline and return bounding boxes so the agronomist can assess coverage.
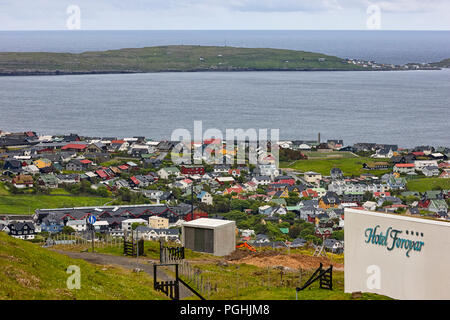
[0,67,443,77]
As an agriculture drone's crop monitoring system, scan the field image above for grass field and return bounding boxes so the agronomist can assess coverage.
[0,194,111,214]
[49,188,72,195]
[0,182,112,214]
[281,157,390,177]
[301,151,358,159]
[406,178,450,192]
[0,232,168,300]
[0,182,9,196]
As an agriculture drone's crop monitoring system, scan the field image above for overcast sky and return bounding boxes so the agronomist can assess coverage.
[0,0,449,30]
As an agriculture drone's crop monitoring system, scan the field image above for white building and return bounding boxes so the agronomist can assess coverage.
[393,163,416,174]
[414,160,438,171]
[66,219,87,232]
[251,176,271,186]
[304,171,322,185]
[362,201,377,211]
[122,218,148,232]
[328,181,387,195]
[182,218,236,256]
[257,164,279,179]
[197,191,213,205]
[344,208,450,300]
[157,167,181,179]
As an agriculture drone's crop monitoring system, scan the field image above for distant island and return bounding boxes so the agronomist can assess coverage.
[0,45,444,76]
[431,58,450,68]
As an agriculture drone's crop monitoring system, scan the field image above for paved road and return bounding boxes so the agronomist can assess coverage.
[55,250,194,299]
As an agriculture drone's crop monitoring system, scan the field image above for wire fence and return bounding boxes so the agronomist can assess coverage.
[44,232,125,249]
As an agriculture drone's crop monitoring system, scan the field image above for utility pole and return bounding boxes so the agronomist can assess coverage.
[136,228,139,260]
[86,215,95,253]
[191,183,194,218]
[91,223,94,253]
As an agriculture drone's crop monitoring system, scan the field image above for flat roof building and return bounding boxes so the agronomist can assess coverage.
[182,218,236,256]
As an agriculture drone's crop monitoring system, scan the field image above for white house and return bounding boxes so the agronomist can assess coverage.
[297,143,312,150]
[66,219,87,232]
[157,167,181,179]
[304,171,322,185]
[362,201,377,211]
[393,163,415,174]
[414,160,438,171]
[216,176,235,184]
[252,175,271,186]
[136,226,180,241]
[22,165,40,175]
[197,191,213,205]
[257,164,279,179]
[240,229,256,237]
[422,166,440,177]
[93,220,109,232]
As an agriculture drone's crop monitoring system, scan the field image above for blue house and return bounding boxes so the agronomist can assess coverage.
[40,216,64,233]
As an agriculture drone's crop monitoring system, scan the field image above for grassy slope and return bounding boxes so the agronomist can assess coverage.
[182,262,390,300]
[0,45,365,74]
[36,240,390,300]
[0,232,167,300]
[406,178,450,192]
[431,58,450,68]
[281,157,390,177]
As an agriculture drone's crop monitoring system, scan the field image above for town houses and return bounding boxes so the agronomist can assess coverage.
[0,129,449,250]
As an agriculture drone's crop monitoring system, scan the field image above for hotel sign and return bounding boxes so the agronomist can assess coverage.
[364,225,425,257]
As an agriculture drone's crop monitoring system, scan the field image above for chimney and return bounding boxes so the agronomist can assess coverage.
[318,132,321,144]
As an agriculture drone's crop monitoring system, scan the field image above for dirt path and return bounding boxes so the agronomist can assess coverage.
[54,250,195,299]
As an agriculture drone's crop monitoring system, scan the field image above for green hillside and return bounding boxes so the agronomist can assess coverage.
[431,58,450,68]
[0,45,365,75]
[0,232,167,300]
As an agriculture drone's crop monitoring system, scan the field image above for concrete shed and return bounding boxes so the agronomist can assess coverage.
[182,218,236,256]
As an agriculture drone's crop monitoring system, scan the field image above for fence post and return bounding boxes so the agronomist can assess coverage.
[153,263,157,290]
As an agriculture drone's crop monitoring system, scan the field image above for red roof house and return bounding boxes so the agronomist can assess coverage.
[62,144,87,151]
[96,170,108,179]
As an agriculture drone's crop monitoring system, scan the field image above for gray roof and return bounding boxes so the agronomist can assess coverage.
[253,175,271,181]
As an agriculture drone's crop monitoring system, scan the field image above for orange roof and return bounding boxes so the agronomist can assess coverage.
[62,144,87,150]
[395,163,415,168]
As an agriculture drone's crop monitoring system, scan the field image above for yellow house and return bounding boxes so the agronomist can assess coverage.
[318,192,341,210]
[33,159,52,169]
[278,189,290,198]
[284,186,301,196]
